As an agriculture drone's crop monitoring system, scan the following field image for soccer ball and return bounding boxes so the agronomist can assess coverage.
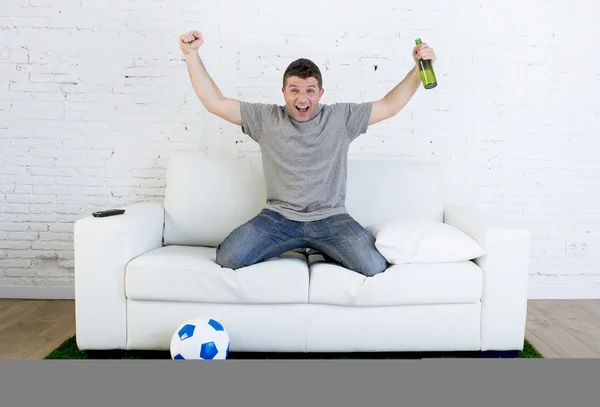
[170,317,230,360]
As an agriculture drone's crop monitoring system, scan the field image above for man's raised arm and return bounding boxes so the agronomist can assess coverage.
[179,30,242,126]
[368,42,437,126]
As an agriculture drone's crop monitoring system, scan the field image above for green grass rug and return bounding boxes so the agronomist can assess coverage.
[45,336,544,360]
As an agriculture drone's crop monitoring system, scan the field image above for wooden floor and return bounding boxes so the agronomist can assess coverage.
[525,299,600,358]
[1,299,599,359]
[0,299,76,360]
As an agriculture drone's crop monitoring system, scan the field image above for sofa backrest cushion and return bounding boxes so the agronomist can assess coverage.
[163,154,266,247]
[345,158,444,227]
[162,155,444,247]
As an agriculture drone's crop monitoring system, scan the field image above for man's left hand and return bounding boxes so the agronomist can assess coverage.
[412,43,437,65]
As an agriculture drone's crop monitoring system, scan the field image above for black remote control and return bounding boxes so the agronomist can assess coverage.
[92,209,126,218]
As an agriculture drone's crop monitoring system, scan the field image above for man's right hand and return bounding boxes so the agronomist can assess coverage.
[179,30,203,55]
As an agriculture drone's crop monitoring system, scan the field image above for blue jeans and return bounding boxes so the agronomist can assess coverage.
[215,209,388,277]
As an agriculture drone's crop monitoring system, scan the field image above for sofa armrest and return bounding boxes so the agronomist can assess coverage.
[443,204,530,351]
[74,202,165,350]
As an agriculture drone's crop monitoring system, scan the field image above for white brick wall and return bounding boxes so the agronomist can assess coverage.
[1,1,599,298]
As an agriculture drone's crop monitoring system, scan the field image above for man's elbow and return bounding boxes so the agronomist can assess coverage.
[203,97,226,115]
[381,98,402,120]
[384,97,405,117]
[202,97,242,126]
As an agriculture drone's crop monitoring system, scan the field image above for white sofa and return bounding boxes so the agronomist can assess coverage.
[74,154,530,356]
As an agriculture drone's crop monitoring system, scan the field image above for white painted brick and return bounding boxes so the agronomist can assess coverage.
[27,204,82,215]
[0,214,31,223]
[0,231,38,241]
[0,277,37,287]
[55,195,109,205]
[28,223,50,232]
[1,204,30,214]
[8,82,63,93]
[0,68,30,82]
[0,259,32,268]
[3,7,60,18]
[0,223,30,232]
[0,241,31,250]
[48,224,73,233]
[10,138,63,148]
[39,232,71,242]
[29,73,78,83]
[5,195,56,204]
[5,268,38,278]
[56,250,73,260]
[80,187,113,196]
[2,0,30,7]
[28,176,56,186]
[55,214,84,223]
[33,186,81,196]
[29,0,80,7]
[5,250,54,260]
[31,241,73,251]
[53,158,106,168]
[58,259,74,268]
[6,48,29,63]
[27,167,78,177]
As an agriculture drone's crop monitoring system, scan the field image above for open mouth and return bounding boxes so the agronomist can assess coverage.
[295,106,309,114]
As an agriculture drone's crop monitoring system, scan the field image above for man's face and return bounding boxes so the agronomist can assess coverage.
[282,76,324,121]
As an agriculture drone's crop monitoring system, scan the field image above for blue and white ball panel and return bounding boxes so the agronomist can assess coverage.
[170,318,230,360]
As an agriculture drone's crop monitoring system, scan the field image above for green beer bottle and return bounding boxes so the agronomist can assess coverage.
[415,38,437,89]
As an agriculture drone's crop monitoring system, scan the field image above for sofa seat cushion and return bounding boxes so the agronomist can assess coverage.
[308,255,482,306]
[125,245,309,304]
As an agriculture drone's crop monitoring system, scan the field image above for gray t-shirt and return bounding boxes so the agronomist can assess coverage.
[240,101,372,222]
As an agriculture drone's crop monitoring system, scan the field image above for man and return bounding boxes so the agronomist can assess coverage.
[178,30,437,277]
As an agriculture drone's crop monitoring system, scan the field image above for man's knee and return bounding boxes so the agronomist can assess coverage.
[353,250,388,277]
[216,209,291,269]
[344,234,388,277]
[215,230,257,270]
[215,237,261,270]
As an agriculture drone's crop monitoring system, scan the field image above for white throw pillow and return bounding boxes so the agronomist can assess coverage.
[366,220,485,265]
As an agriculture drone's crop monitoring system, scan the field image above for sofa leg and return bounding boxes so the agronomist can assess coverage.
[479,350,520,358]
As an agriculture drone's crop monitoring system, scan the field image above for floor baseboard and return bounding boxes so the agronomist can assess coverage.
[528,286,600,300]
[0,284,75,300]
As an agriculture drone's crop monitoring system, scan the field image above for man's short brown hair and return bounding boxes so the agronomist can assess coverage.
[283,58,322,89]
